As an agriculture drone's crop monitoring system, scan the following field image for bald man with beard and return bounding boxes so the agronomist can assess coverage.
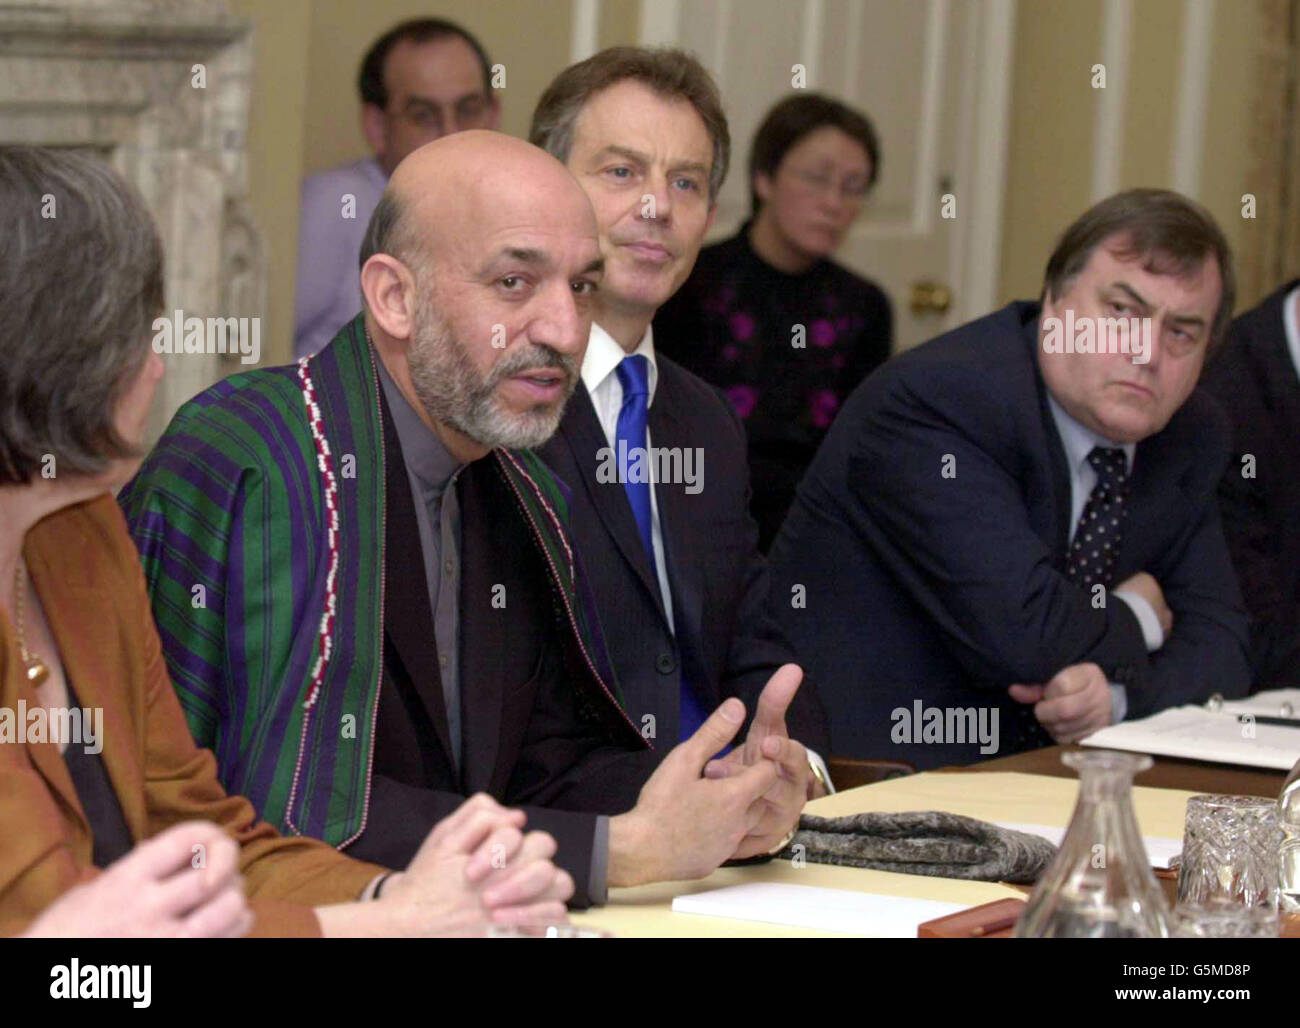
[122,132,791,909]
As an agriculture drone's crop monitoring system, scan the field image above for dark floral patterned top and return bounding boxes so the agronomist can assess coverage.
[654,224,892,550]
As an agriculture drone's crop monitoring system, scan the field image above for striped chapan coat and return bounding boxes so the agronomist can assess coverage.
[119,315,647,849]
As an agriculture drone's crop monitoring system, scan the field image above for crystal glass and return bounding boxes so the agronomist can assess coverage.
[1014,750,1170,938]
[1278,756,1300,914]
[1177,794,1280,909]
[1171,901,1278,938]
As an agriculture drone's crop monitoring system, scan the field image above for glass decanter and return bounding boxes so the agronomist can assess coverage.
[1278,755,1300,914]
[1015,750,1170,937]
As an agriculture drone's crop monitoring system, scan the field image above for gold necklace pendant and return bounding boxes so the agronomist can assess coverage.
[23,655,50,687]
[13,560,50,688]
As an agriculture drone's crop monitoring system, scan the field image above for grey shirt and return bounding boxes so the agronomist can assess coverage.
[375,354,611,902]
[376,356,466,768]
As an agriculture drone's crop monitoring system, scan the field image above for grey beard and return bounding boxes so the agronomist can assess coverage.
[407,304,577,450]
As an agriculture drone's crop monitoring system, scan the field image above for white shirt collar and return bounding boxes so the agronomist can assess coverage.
[1047,392,1136,476]
[1283,284,1300,382]
[581,321,659,404]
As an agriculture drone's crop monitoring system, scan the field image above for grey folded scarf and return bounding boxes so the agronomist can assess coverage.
[782,810,1056,884]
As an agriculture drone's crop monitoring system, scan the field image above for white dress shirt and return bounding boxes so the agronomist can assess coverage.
[1284,285,1300,379]
[581,321,833,791]
[582,322,677,627]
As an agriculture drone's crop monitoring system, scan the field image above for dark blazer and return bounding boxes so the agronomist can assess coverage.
[344,390,660,907]
[1202,280,1300,688]
[769,300,1252,769]
[538,354,829,755]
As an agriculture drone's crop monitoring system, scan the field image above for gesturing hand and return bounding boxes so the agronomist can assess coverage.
[608,697,779,887]
[24,821,251,938]
[702,664,811,858]
[1008,662,1114,743]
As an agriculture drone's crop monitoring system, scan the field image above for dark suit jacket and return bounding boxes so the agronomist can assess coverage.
[769,300,1252,768]
[344,390,660,907]
[1202,280,1300,688]
[537,354,829,755]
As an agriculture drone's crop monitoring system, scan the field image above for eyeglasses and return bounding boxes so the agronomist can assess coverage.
[788,167,870,202]
[395,95,494,135]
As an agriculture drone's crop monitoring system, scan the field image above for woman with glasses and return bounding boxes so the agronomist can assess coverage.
[655,93,893,551]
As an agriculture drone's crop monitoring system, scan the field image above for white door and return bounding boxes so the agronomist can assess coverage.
[639,0,1016,351]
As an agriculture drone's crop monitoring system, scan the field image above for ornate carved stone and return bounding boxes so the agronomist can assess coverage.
[0,0,268,441]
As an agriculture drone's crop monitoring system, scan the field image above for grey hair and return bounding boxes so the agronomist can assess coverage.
[0,146,164,485]
[358,188,431,292]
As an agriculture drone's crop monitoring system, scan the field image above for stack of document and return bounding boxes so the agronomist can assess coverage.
[1081,688,1300,770]
[671,883,963,936]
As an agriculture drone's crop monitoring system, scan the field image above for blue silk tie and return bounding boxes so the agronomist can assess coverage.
[614,355,706,740]
[614,355,655,562]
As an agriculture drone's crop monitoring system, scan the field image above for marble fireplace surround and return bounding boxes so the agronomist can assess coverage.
[0,0,267,440]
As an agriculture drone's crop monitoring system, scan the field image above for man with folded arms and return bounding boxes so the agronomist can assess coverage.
[122,131,804,907]
[770,189,1251,768]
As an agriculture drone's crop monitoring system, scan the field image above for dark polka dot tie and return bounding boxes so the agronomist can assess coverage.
[1066,447,1130,589]
[1008,446,1130,755]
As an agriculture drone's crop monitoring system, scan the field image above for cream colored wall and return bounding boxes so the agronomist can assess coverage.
[235,0,648,364]
[999,0,1267,312]
[227,0,311,366]
[301,0,577,175]
[233,0,1269,363]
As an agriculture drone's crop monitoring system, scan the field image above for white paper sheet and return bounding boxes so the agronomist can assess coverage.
[670,883,963,937]
[1081,705,1300,771]
[995,820,1182,869]
[1220,688,1300,719]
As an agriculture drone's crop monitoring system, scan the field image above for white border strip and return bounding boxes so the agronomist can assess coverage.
[800,0,825,89]
[842,0,865,98]
[1092,0,1131,200]
[1171,0,1215,196]
[570,0,599,63]
[911,0,947,233]
[960,0,1016,321]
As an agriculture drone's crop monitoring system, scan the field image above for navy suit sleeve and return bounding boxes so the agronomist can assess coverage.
[1134,428,1252,714]
[344,775,609,909]
[712,392,832,755]
[1204,347,1295,686]
[847,366,1150,687]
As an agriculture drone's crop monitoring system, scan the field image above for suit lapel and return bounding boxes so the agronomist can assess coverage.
[1027,323,1075,561]
[647,370,700,637]
[562,385,669,624]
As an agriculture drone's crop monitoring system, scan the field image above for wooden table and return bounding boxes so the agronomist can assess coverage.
[568,747,1289,937]
[964,742,1286,798]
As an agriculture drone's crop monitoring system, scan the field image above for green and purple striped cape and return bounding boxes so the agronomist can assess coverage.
[120,315,639,847]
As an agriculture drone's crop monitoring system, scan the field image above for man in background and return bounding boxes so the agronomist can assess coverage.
[294,18,500,359]
[1202,280,1300,689]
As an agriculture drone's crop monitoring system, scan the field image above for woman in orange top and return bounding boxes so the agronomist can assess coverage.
[0,145,572,938]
